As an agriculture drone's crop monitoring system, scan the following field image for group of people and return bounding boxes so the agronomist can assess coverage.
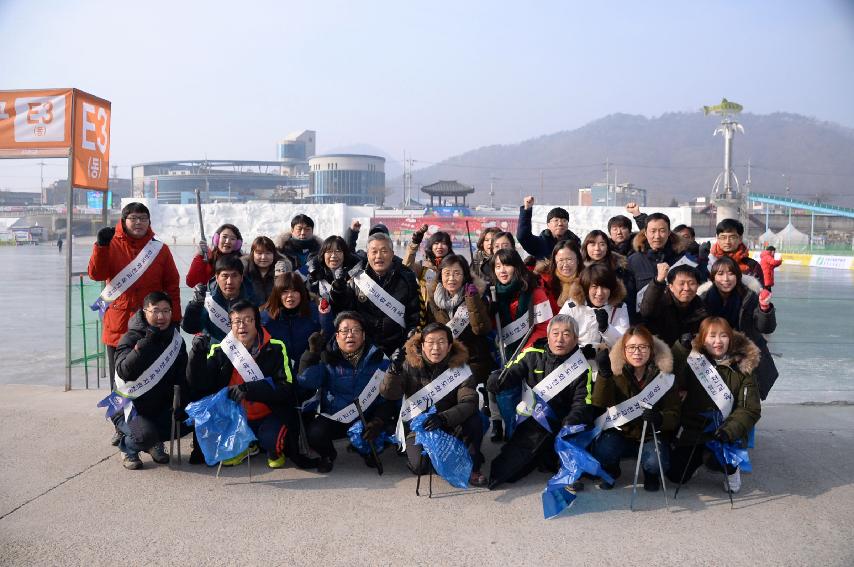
[89,197,783,497]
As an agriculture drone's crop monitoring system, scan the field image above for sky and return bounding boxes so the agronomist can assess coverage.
[1,0,853,192]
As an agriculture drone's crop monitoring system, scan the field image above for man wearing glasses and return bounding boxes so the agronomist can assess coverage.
[708,219,765,286]
[113,292,188,470]
[88,202,181,446]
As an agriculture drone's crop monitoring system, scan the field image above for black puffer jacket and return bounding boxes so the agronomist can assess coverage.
[497,338,594,428]
[330,257,421,355]
[114,311,188,417]
[381,334,478,428]
[305,254,359,300]
[639,279,708,346]
[274,232,323,270]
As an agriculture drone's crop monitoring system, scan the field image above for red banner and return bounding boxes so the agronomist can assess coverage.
[372,215,517,250]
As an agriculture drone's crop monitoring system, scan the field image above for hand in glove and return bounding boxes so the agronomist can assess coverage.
[362,418,383,441]
[228,384,247,403]
[411,224,429,245]
[308,332,325,353]
[331,276,348,293]
[581,344,597,360]
[388,348,406,375]
[97,227,115,247]
[714,427,732,444]
[464,283,479,297]
[593,308,609,333]
[197,238,209,258]
[679,333,694,350]
[759,289,773,312]
[192,283,207,304]
[595,348,613,378]
[642,407,663,428]
[486,370,503,393]
[274,260,288,276]
[423,413,446,432]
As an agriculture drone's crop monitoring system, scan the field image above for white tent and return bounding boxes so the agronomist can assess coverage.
[756,228,776,248]
[771,223,810,251]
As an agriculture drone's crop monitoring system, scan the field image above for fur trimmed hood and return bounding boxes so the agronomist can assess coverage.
[698,273,762,296]
[632,230,689,255]
[274,231,324,252]
[404,332,469,369]
[567,278,627,308]
[691,330,761,375]
[610,334,673,375]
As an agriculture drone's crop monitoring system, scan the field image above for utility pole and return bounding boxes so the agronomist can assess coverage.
[489,175,497,208]
[39,160,46,204]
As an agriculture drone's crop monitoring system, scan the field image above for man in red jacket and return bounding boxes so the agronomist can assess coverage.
[88,202,181,445]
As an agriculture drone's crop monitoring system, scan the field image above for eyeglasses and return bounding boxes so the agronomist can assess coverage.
[229,317,255,328]
[718,234,740,242]
[144,308,172,317]
[624,344,651,353]
[325,250,343,256]
[337,327,364,336]
[126,215,150,223]
[423,340,448,348]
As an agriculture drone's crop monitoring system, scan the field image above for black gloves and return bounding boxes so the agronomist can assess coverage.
[486,370,502,393]
[192,283,207,304]
[642,407,663,428]
[699,241,712,262]
[595,348,612,378]
[331,276,348,293]
[679,333,694,349]
[97,227,115,246]
[594,308,609,333]
[388,348,406,375]
[362,418,383,441]
[411,225,428,245]
[423,413,447,432]
[714,427,732,444]
[228,384,247,403]
[308,332,325,353]
[581,344,596,360]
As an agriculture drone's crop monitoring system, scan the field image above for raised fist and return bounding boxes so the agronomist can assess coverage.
[523,196,535,210]
[197,239,209,258]
[655,262,669,283]
[626,202,640,217]
[97,227,115,247]
[412,224,429,245]
[351,219,362,231]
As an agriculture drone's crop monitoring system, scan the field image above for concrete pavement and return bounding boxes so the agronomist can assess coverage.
[1,384,853,566]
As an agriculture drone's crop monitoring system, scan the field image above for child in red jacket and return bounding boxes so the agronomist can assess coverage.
[759,246,783,291]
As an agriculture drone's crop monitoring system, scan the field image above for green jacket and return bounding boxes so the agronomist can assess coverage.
[671,331,762,446]
[591,335,681,441]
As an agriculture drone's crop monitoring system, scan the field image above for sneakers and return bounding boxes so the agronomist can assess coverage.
[724,468,742,494]
[145,443,169,464]
[644,474,661,492]
[469,471,488,487]
[122,453,143,470]
[267,454,286,469]
[110,430,124,447]
[317,456,334,473]
[597,478,615,490]
[220,449,249,467]
[248,442,260,457]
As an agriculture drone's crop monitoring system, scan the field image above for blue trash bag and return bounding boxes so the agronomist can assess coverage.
[702,411,753,473]
[411,407,473,489]
[184,388,257,466]
[542,425,614,519]
[347,419,395,456]
[495,384,522,438]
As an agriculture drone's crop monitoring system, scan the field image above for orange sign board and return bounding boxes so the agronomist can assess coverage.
[0,88,111,190]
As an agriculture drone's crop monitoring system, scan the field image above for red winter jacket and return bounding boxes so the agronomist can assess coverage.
[185,253,214,288]
[88,222,181,347]
[759,250,783,288]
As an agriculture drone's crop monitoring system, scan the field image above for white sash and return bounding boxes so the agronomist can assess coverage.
[204,295,232,336]
[446,305,471,339]
[220,332,265,383]
[318,279,332,301]
[501,300,553,346]
[530,349,590,404]
[321,367,386,424]
[594,372,675,433]
[399,364,474,422]
[636,256,699,312]
[99,239,164,304]
[115,328,183,399]
[686,351,734,419]
[353,270,406,328]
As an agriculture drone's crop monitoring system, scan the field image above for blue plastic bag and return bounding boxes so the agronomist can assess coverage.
[702,411,753,473]
[495,384,522,438]
[347,419,395,456]
[184,388,257,466]
[411,407,473,489]
[542,425,614,519]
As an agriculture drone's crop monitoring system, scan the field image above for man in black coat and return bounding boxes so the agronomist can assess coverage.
[516,196,580,260]
[638,264,708,347]
[330,232,421,356]
[113,291,188,470]
[486,314,594,489]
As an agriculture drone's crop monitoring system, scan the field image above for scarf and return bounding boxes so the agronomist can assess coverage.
[554,272,577,306]
[342,345,364,368]
[704,285,742,329]
[433,284,465,318]
[496,279,531,328]
[711,242,752,273]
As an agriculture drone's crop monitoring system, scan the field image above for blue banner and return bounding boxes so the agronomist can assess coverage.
[411,407,473,489]
[542,425,614,519]
[184,388,257,466]
[496,385,522,438]
[347,420,395,456]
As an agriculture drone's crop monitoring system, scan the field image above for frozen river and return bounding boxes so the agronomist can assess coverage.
[1,240,852,403]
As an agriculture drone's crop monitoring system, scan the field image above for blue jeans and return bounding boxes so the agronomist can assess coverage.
[118,409,172,456]
[592,429,671,476]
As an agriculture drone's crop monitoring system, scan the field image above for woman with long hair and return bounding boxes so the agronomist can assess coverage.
[698,256,778,400]
[305,235,359,302]
[582,229,636,317]
[560,263,630,354]
[186,223,244,288]
[242,236,291,304]
[471,227,500,281]
[540,240,583,314]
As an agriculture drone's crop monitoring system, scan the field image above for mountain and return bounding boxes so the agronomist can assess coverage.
[389,112,854,207]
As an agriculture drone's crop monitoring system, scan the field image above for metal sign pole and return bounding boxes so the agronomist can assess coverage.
[65,99,77,392]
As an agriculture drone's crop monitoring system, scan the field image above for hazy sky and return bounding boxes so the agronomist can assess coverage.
[1,0,853,191]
